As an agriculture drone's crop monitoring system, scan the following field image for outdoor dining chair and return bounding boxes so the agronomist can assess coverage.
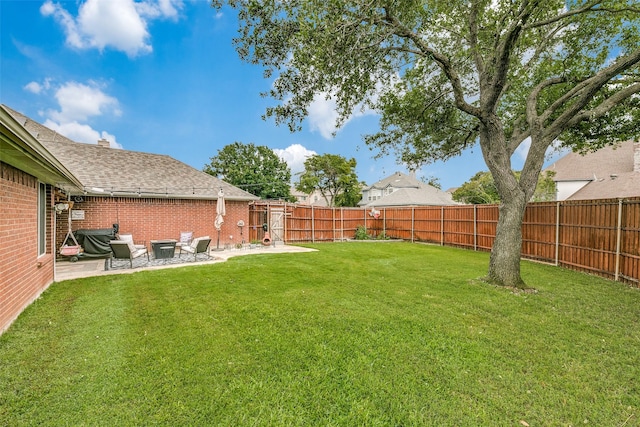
[109,240,150,268]
[179,236,212,260]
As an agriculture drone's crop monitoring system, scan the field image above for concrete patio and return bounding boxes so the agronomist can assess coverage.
[55,244,316,281]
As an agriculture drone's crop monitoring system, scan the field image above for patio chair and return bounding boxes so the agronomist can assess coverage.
[109,240,150,268]
[176,231,193,252]
[116,233,146,250]
[180,236,211,260]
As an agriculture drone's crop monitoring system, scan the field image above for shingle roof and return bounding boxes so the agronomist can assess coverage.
[566,173,640,200]
[363,171,457,207]
[545,140,636,181]
[3,105,258,201]
[365,171,421,190]
[544,139,640,200]
[364,186,457,207]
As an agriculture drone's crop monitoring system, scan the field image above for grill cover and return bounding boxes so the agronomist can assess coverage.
[75,228,116,255]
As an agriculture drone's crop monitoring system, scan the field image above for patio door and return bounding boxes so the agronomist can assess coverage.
[270,208,285,244]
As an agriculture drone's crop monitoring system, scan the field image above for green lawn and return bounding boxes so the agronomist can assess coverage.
[1,242,639,426]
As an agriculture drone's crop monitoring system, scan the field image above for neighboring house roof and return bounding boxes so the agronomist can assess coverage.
[365,186,456,207]
[290,186,330,206]
[563,173,640,200]
[3,105,258,201]
[361,171,457,207]
[364,171,421,191]
[545,140,636,181]
[0,105,81,188]
[544,139,640,200]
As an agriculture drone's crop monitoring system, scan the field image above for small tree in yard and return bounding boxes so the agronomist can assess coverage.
[213,1,640,288]
[296,154,362,207]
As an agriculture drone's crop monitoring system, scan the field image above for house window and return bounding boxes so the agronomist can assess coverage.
[38,182,47,256]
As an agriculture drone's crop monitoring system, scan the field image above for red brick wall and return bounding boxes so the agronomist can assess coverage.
[55,196,250,251]
[1,162,55,334]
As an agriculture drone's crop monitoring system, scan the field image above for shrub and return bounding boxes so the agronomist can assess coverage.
[354,225,371,240]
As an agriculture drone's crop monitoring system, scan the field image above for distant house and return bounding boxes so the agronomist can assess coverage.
[290,187,329,206]
[1,104,258,333]
[359,171,457,207]
[1,105,81,333]
[545,140,640,200]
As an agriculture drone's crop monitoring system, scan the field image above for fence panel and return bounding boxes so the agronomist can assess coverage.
[620,200,640,283]
[443,205,475,249]
[287,205,314,243]
[522,202,557,263]
[558,200,619,280]
[343,208,367,240]
[250,198,640,286]
[476,205,498,251]
[384,207,413,240]
[413,207,444,244]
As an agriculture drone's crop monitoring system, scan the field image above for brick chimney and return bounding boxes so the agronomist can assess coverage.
[635,141,640,173]
[97,138,110,148]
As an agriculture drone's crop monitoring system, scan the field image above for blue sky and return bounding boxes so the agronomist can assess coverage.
[0,0,550,190]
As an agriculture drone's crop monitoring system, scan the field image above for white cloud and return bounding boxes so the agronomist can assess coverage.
[273,144,317,177]
[28,80,124,148]
[24,78,53,94]
[44,119,123,148]
[49,81,120,123]
[306,77,389,139]
[24,82,43,94]
[307,93,377,139]
[40,0,184,57]
[308,94,341,139]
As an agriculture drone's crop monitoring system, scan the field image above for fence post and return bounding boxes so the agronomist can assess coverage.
[341,208,344,241]
[364,207,367,229]
[441,206,444,246]
[411,207,415,243]
[311,205,315,243]
[615,198,623,282]
[555,201,560,266]
[474,205,477,251]
[383,208,387,237]
[332,207,336,242]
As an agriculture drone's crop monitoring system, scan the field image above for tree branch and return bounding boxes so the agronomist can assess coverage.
[468,1,485,75]
[381,7,481,118]
[566,82,640,127]
[542,47,640,133]
[485,1,537,111]
[524,1,601,29]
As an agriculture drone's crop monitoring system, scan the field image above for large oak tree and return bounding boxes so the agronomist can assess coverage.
[213,0,640,288]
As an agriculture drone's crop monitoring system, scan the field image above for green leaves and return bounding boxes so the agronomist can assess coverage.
[204,141,294,200]
[452,170,557,204]
[296,153,362,207]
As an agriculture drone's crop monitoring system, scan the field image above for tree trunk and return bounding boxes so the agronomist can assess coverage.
[478,115,530,288]
[486,194,528,288]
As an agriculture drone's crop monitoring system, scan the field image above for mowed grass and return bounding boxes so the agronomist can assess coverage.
[1,242,639,426]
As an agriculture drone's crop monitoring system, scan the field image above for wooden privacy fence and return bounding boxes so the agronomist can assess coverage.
[249,198,640,286]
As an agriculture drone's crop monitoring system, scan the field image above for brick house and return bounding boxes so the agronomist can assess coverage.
[1,105,82,333]
[1,104,258,333]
